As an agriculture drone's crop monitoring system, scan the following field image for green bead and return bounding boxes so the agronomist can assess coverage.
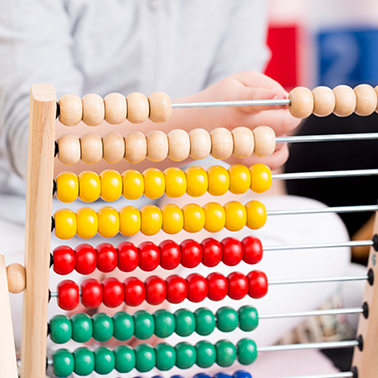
[175,342,196,369]
[155,343,176,371]
[154,309,175,338]
[195,340,216,368]
[71,313,93,343]
[237,338,258,365]
[216,307,238,332]
[215,340,236,367]
[93,313,114,342]
[114,345,135,373]
[73,347,95,376]
[134,310,155,340]
[195,308,215,336]
[52,349,74,377]
[135,344,156,372]
[238,305,259,332]
[175,309,195,337]
[113,311,134,341]
[95,347,115,375]
[50,315,72,344]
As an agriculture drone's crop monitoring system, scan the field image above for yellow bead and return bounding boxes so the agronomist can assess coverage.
[97,206,120,237]
[54,209,77,239]
[119,206,141,236]
[228,164,251,195]
[143,168,165,199]
[203,202,226,233]
[185,166,208,197]
[56,172,78,203]
[76,208,98,239]
[245,200,267,230]
[182,204,205,233]
[122,170,144,200]
[140,205,163,236]
[250,164,272,193]
[100,170,122,202]
[78,171,101,203]
[207,166,229,196]
[161,204,184,234]
[224,201,247,231]
[164,167,187,198]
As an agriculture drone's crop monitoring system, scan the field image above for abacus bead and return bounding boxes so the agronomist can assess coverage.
[181,239,202,268]
[98,206,119,237]
[71,313,93,343]
[186,273,208,302]
[215,340,236,367]
[354,84,377,116]
[6,263,26,294]
[74,347,95,376]
[97,243,118,273]
[185,166,208,197]
[145,275,166,305]
[102,132,125,163]
[155,343,176,371]
[56,172,78,202]
[228,164,251,194]
[53,246,75,275]
[227,272,248,300]
[126,92,149,123]
[175,308,196,337]
[114,345,135,373]
[124,131,147,163]
[80,133,103,164]
[135,344,156,373]
[207,165,230,196]
[159,240,181,270]
[57,280,79,311]
[140,204,162,236]
[203,202,226,233]
[242,236,263,264]
[57,134,80,165]
[245,200,267,230]
[182,204,205,232]
[288,87,314,118]
[81,278,103,309]
[194,374,211,378]
[123,277,145,306]
[93,313,114,342]
[238,305,259,332]
[207,272,228,301]
[104,93,127,125]
[237,339,258,365]
[139,241,160,271]
[50,315,72,344]
[143,168,165,199]
[222,238,243,266]
[224,201,247,232]
[75,244,97,275]
[217,307,238,332]
[148,92,172,123]
[164,167,187,198]
[146,130,169,162]
[250,164,272,193]
[78,171,101,202]
[59,94,82,126]
[168,129,190,161]
[312,86,335,117]
[100,170,122,201]
[119,206,141,236]
[166,275,187,304]
[82,94,104,126]
[154,309,176,338]
[118,241,139,272]
[196,341,216,368]
[76,207,98,239]
[195,308,216,336]
[253,126,276,158]
[189,128,211,160]
[201,238,222,267]
[248,270,268,299]
[175,342,197,369]
[210,128,233,159]
[95,347,115,375]
[133,310,155,339]
[333,85,356,117]
[103,277,124,308]
[232,127,254,158]
[53,349,74,377]
[113,312,134,341]
[122,170,144,200]
[54,209,77,239]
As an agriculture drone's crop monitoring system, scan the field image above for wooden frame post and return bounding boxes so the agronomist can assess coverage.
[21,84,56,378]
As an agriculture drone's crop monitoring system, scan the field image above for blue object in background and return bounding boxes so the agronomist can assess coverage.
[214,373,232,378]
[233,370,252,378]
[193,374,212,378]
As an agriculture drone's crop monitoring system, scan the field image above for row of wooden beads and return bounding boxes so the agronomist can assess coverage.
[56,126,276,165]
[59,92,172,126]
[289,84,378,118]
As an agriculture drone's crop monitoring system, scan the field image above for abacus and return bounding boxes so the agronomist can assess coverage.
[2,83,378,378]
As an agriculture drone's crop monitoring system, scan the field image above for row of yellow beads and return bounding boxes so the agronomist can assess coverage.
[54,200,267,239]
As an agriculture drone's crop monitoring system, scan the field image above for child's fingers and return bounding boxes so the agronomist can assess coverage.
[233,71,288,93]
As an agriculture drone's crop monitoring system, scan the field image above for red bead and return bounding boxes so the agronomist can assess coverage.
[227,272,248,300]
[102,278,124,308]
[53,245,75,275]
[75,244,97,275]
[165,275,187,304]
[242,236,263,265]
[145,276,166,305]
[186,273,207,302]
[207,272,228,301]
[247,270,268,299]
[159,240,181,270]
[222,237,243,266]
[123,277,145,306]
[180,239,202,268]
[81,278,103,309]
[201,238,222,267]
[138,241,160,272]
[57,280,79,311]
[96,243,118,273]
[117,241,139,272]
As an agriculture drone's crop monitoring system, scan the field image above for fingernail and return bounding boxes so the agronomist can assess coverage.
[273,93,287,100]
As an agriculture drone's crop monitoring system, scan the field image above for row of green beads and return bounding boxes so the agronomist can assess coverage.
[53,338,258,377]
[50,305,258,344]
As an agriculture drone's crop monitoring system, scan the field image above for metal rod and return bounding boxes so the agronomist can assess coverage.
[264,240,373,252]
[260,307,363,319]
[269,275,368,286]
[276,132,378,143]
[268,372,354,378]
[171,99,291,109]
[267,205,378,216]
[258,340,359,353]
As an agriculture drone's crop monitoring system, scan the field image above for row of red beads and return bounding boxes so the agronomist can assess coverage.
[52,236,263,275]
[56,270,268,311]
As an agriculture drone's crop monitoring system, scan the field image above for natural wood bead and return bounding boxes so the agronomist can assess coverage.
[312,86,335,117]
[6,263,26,294]
[148,92,172,123]
[288,87,314,118]
[82,94,105,126]
[189,128,211,160]
[167,129,190,161]
[354,84,377,116]
[146,130,169,162]
[104,93,127,124]
[124,131,147,163]
[80,133,103,164]
[57,134,81,165]
[333,85,356,117]
[59,94,82,126]
[210,128,233,159]
[232,127,254,158]
[126,92,149,123]
[253,126,276,158]
[375,86,378,112]
[103,132,125,163]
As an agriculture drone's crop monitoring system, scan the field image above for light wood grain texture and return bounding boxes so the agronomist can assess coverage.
[58,94,82,126]
[104,93,127,124]
[124,131,147,163]
[6,263,26,294]
[333,85,356,117]
[289,87,314,118]
[189,128,211,160]
[126,92,149,124]
[146,130,168,162]
[57,134,80,165]
[148,92,172,123]
[253,126,276,157]
[375,85,378,112]
[80,133,103,164]
[232,127,254,158]
[354,84,377,116]
[82,93,105,126]
[167,129,190,161]
[21,84,56,378]
[210,128,233,159]
[103,132,125,163]
[312,86,335,117]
